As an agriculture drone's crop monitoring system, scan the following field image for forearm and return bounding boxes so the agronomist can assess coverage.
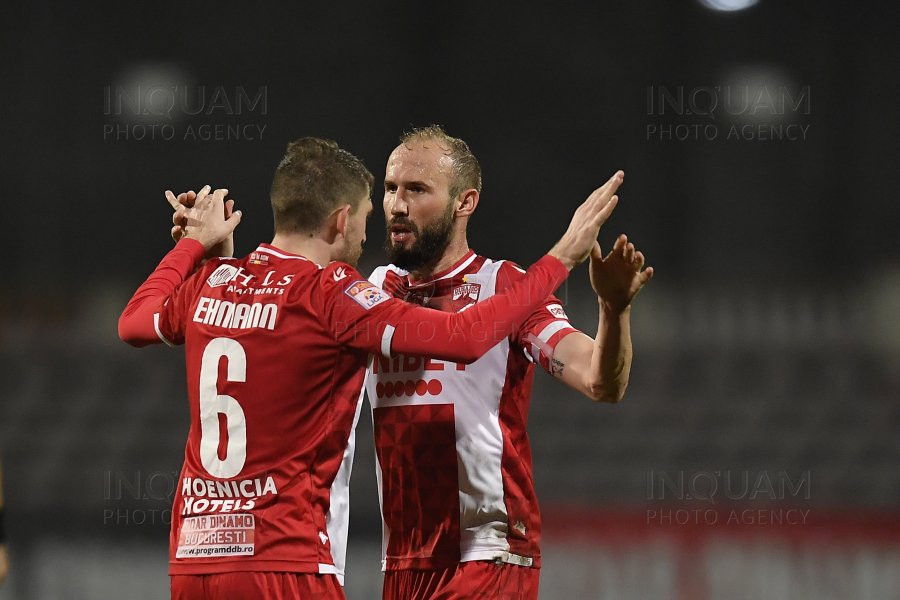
[587,303,632,403]
[388,255,569,363]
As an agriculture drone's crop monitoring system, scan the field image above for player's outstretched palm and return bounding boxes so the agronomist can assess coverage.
[549,171,623,269]
[590,235,653,313]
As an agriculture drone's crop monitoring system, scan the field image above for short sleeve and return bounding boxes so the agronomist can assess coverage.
[315,262,408,357]
[495,261,579,373]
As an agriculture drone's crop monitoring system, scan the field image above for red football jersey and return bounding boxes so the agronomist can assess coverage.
[366,251,579,571]
[118,240,568,582]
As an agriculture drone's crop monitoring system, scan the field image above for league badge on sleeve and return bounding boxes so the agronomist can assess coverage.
[345,281,391,310]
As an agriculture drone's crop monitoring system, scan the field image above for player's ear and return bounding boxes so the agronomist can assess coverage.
[329,204,352,240]
[455,189,479,218]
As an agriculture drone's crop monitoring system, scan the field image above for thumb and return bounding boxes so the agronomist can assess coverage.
[224,210,242,234]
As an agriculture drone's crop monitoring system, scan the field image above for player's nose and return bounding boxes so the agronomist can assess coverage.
[388,196,408,215]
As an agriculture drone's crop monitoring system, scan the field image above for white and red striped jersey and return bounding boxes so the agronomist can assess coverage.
[118,240,569,583]
[365,250,579,571]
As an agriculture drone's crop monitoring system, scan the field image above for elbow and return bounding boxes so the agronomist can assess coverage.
[117,318,142,347]
[454,338,496,365]
[586,381,627,404]
[117,319,130,344]
[455,351,480,365]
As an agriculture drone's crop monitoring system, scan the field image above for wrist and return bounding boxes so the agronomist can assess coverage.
[547,249,577,271]
[599,298,631,318]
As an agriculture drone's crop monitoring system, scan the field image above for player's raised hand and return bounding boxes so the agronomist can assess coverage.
[548,171,623,270]
[166,188,236,258]
[166,189,196,243]
[589,235,653,313]
[180,186,242,258]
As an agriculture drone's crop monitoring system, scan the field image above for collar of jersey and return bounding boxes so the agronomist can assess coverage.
[254,244,312,261]
[392,249,477,289]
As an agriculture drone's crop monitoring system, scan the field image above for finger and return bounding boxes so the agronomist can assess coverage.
[602,171,624,200]
[177,191,196,208]
[171,225,184,242]
[592,171,624,208]
[165,190,181,210]
[223,209,242,235]
[641,266,654,283]
[634,251,645,270]
[599,171,624,194]
[613,234,627,254]
[224,199,235,218]
[211,188,229,211]
[590,241,602,261]
[194,185,212,206]
[624,243,635,263]
[173,208,187,227]
[594,194,618,226]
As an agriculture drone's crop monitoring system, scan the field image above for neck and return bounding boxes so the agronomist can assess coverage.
[269,232,334,267]
[408,231,470,282]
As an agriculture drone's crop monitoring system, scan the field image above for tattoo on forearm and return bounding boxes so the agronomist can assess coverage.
[551,358,565,377]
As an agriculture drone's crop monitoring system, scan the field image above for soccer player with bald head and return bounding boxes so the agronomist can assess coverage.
[367,127,652,599]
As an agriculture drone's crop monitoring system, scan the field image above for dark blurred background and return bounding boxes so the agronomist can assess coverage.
[1,1,899,598]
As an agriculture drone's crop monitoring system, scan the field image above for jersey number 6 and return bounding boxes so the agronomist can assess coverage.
[199,338,248,478]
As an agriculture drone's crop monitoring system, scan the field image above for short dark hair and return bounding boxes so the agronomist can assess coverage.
[270,137,374,235]
[400,126,482,201]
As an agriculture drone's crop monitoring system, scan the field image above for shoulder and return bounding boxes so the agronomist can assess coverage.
[490,259,527,292]
[319,262,364,290]
[368,265,394,287]
[319,263,394,312]
[181,257,241,292]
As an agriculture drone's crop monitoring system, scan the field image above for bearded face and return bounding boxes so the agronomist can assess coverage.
[384,198,455,271]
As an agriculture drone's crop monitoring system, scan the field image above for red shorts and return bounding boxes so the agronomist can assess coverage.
[170,572,345,600]
[382,561,539,600]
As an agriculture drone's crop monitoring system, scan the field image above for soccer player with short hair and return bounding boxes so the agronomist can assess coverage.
[365,127,653,599]
[122,137,621,600]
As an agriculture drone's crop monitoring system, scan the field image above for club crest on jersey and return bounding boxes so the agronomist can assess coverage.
[546,303,568,319]
[345,280,391,310]
[207,264,239,288]
[451,282,481,311]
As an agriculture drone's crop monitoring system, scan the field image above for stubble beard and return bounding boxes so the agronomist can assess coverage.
[338,236,364,268]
